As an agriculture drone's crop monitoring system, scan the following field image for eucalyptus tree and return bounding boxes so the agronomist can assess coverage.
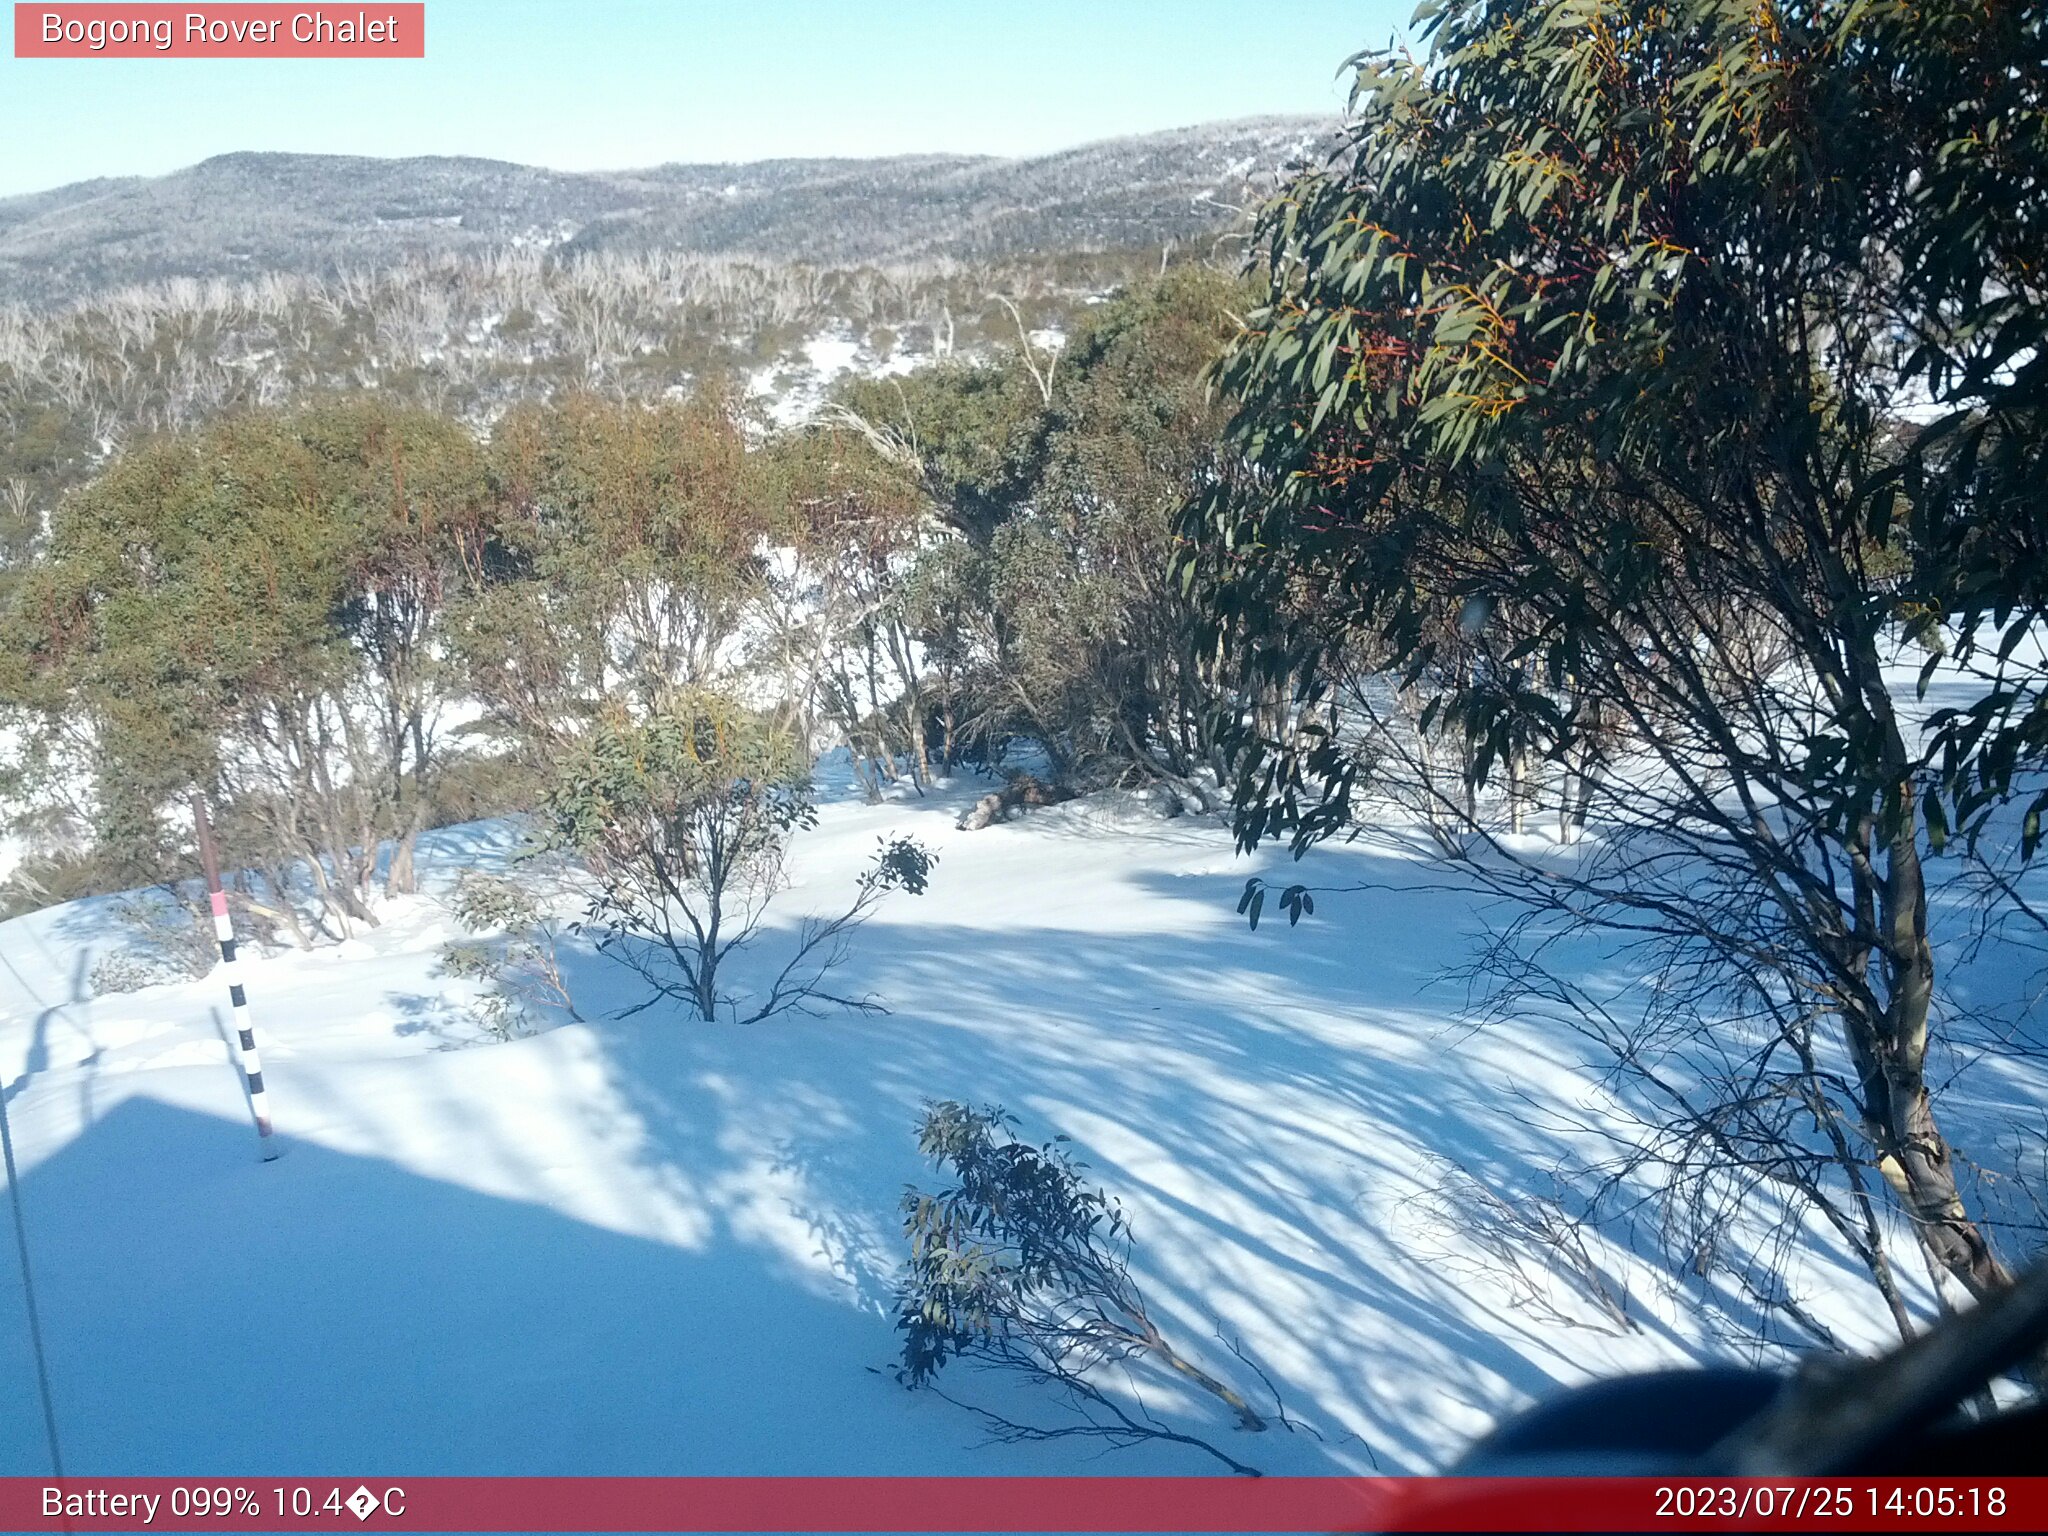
[755,422,936,794]
[295,399,492,893]
[540,690,934,1023]
[820,270,1255,796]
[12,400,488,931]
[450,390,773,758]
[1185,0,2046,1322]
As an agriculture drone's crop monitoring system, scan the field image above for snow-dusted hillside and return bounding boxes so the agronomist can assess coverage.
[7,749,2035,1479]
[0,119,1332,309]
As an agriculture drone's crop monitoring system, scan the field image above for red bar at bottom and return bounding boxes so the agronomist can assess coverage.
[4,1477,2044,1533]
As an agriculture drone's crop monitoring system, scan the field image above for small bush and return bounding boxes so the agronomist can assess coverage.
[86,887,217,995]
[896,1101,1266,1475]
[438,869,580,1041]
[543,693,932,1022]
[116,888,217,974]
[89,951,179,997]
[426,751,544,829]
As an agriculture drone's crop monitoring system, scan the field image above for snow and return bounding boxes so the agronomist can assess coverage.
[741,326,966,428]
[1,741,2044,1477]
[746,330,893,428]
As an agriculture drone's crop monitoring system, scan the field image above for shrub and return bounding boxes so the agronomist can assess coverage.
[438,870,580,1041]
[542,692,932,1021]
[897,1101,1266,1475]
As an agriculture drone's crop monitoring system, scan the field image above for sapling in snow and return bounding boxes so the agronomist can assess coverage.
[541,691,934,1022]
[439,870,581,1041]
[896,1100,1268,1476]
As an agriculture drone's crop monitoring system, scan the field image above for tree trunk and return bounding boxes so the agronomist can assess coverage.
[1139,1327,1266,1432]
[694,881,721,1021]
[912,719,933,788]
[1861,798,2013,1301]
[1569,738,1597,841]
[298,845,351,938]
[386,817,421,899]
[251,864,316,951]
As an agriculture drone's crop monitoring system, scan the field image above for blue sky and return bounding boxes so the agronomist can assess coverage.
[0,2,1414,197]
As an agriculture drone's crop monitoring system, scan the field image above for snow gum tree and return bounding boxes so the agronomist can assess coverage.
[541,690,933,1022]
[9,400,487,931]
[822,269,1257,798]
[449,390,772,759]
[1184,0,2046,1318]
[754,423,937,795]
[296,400,492,895]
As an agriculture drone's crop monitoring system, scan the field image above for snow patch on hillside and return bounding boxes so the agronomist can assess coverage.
[747,329,926,428]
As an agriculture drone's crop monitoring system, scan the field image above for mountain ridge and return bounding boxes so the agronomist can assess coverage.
[0,116,1335,307]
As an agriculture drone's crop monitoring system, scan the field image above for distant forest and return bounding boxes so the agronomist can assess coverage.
[0,117,1330,304]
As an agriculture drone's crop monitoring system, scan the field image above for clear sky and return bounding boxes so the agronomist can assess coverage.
[0,2,1414,198]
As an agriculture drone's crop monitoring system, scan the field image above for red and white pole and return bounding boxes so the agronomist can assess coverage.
[192,793,279,1161]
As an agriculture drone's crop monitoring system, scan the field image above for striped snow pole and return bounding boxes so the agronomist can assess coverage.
[192,793,279,1161]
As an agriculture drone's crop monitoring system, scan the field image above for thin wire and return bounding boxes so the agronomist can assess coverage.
[0,1080,65,1478]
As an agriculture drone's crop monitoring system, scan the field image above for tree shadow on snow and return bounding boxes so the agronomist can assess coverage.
[553,836,1715,1475]
[0,820,1932,1480]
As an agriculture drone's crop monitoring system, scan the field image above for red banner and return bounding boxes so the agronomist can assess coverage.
[1,1477,2044,1532]
[13,4,424,58]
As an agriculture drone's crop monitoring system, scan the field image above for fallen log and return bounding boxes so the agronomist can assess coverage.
[955,773,1076,830]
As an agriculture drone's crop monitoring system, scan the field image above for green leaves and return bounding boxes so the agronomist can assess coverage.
[1237,878,1315,931]
[539,690,811,864]
[896,1100,1133,1388]
[1184,0,2048,872]
[454,392,771,742]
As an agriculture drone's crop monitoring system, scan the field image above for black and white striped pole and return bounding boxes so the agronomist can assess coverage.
[192,793,278,1161]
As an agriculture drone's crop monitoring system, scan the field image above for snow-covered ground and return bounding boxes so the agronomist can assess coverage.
[747,330,925,428]
[0,757,2041,1478]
